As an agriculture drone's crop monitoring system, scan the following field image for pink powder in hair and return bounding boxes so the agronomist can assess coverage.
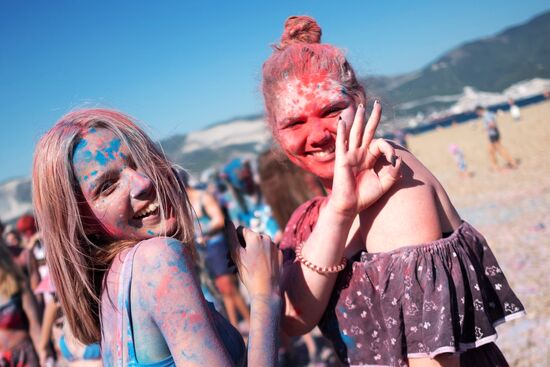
[262,16,365,130]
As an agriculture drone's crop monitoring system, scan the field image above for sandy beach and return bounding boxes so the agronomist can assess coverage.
[408,99,550,366]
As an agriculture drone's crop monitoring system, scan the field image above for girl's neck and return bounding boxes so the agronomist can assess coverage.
[320,177,333,193]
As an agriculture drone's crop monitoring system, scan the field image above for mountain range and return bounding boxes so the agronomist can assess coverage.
[1,10,549,223]
[363,10,550,117]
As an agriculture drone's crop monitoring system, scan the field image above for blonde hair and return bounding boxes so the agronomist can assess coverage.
[0,240,24,298]
[32,109,195,344]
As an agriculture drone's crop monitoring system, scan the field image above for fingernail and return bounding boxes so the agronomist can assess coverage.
[375,100,380,105]
[358,103,364,109]
[391,155,397,167]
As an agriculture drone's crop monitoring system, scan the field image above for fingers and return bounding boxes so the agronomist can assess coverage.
[379,155,402,193]
[224,220,242,269]
[335,117,347,166]
[348,103,366,149]
[369,138,395,165]
[366,138,402,193]
[362,100,382,148]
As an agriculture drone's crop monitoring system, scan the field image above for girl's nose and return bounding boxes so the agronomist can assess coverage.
[130,172,153,199]
[308,121,332,147]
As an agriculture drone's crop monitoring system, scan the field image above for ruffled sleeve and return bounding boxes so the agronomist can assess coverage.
[279,196,325,263]
[317,222,525,366]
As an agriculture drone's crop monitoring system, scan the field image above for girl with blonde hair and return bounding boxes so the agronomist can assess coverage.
[33,109,281,366]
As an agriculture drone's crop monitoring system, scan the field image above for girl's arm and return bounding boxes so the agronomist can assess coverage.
[134,236,280,366]
[38,298,59,365]
[21,285,45,362]
[200,191,225,236]
[282,102,401,335]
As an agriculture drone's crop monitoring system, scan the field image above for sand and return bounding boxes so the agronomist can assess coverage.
[407,100,550,366]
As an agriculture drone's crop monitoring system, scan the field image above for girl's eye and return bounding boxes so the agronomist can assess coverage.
[286,120,305,128]
[99,180,117,196]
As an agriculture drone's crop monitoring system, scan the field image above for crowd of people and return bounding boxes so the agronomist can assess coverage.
[1,15,526,367]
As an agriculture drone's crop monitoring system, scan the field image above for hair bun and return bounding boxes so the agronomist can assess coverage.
[279,15,322,49]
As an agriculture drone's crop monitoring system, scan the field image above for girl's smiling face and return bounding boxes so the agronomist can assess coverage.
[72,127,176,240]
[273,74,357,180]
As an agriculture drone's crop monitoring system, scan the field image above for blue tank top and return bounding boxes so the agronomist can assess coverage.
[114,242,246,367]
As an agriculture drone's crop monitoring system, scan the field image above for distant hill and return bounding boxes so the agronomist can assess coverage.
[159,116,271,177]
[363,10,550,117]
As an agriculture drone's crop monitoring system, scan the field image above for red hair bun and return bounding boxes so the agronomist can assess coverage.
[279,15,322,49]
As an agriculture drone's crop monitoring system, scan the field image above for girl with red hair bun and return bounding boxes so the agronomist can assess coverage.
[262,15,525,366]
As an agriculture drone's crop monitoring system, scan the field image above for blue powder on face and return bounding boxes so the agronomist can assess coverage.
[76,139,88,149]
[89,127,97,133]
[105,138,121,160]
[73,140,94,164]
[147,230,155,235]
[91,170,98,176]
[95,151,108,166]
[82,151,93,163]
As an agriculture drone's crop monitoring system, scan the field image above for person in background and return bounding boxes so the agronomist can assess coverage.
[184,173,251,330]
[475,105,518,171]
[258,149,326,366]
[4,228,22,248]
[221,158,281,240]
[16,216,47,282]
[36,274,101,367]
[508,98,521,122]
[0,240,43,366]
[448,144,472,178]
[3,225,40,293]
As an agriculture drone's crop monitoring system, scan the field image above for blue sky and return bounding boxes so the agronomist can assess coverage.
[1,1,548,183]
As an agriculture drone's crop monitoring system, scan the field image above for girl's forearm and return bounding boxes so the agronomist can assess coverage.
[283,198,355,334]
[247,294,282,367]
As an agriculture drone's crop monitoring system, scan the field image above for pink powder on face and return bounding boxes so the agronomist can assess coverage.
[273,75,356,180]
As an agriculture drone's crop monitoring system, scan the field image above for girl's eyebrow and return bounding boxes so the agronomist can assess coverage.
[279,115,305,127]
[320,100,347,115]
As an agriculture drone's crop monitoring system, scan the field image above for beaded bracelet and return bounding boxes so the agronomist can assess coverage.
[295,242,348,274]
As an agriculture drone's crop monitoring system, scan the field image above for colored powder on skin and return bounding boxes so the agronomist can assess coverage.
[105,138,121,160]
[91,170,98,176]
[77,139,88,149]
[89,127,97,133]
[147,230,154,235]
[95,151,108,166]
[82,151,93,163]
[167,257,189,274]
[84,175,89,181]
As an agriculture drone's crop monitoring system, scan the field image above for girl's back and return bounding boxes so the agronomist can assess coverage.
[101,237,245,366]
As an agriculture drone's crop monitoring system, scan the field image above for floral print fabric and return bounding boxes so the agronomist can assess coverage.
[281,197,525,366]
